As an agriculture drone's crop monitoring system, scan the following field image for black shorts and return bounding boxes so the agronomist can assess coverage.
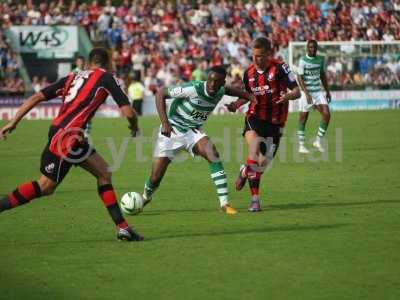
[243,116,282,157]
[40,128,96,183]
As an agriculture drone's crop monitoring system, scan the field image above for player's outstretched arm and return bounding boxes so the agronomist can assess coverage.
[0,92,46,140]
[224,86,257,112]
[120,105,140,137]
[155,87,173,137]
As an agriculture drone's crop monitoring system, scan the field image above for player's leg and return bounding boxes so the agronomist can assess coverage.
[235,120,261,192]
[192,136,237,214]
[143,157,171,204]
[313,104,331,152]
[143,126,184,204]
[236,126,263,183]
[79,152,143,241]
[0,175,58,212]
[245,131,266,212]
[233,124,265,212]
[298,111,310,153]
[249,131,281,212]
[0,145,69,212]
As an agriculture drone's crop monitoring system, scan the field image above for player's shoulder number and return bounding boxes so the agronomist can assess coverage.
[281,63,296,82]
[281,63,292,74]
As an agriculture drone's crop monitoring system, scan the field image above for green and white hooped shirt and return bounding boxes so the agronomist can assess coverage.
[166,81,225,133]
[298,54,325,93]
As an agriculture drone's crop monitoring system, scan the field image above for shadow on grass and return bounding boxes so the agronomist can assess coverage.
[0,223,349,246]
[138,199,400,216]
[267,199,400,211]
[141,208,216,216]
[147,223,350,241]
[345,144,400,152]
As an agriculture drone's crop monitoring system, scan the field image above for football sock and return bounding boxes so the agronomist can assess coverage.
[0,181,42,212]
[209,161,228,207]
[244,158,258,176]
[98,184,128,229]
[316,121,328,141]
[144,178,158,200]
[298,123,306,145]
[247,164,263,202]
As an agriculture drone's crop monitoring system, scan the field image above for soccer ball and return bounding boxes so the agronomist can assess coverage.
[120,192,144,215]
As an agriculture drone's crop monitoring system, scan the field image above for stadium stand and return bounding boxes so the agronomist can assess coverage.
[0,0,399,93]
[0,30,25,95]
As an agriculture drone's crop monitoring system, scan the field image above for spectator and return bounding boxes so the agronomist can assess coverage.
[191,61,207,81]
[32,76,41,92]
[128,71,145,116]
[72,56,85,73]
[41,76,49,89]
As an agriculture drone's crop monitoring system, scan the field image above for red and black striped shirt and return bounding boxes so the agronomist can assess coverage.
[243,59,298,127]
[40,68,130,156]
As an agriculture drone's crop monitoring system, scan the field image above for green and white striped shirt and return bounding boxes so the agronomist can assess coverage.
[166,81,225,133]
[298,55,325,93]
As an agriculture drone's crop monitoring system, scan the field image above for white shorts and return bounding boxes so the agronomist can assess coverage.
[153,126,207,159]
[299,91,328,112]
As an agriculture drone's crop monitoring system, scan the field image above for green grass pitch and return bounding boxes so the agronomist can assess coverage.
[0,110,399,300]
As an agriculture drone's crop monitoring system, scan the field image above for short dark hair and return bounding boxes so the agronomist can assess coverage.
[307,39,318,47]
[208,65,227,77]
[76,55,85,61]
[252,37,271,51]
[88,48,109,68]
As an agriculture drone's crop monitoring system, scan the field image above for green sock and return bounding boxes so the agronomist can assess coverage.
[209,161,228,207]
[317,121,328,138]
[297,123,306,144]
[144,178,158,200]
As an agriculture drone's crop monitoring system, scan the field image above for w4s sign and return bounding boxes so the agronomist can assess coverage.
[9,26,78,53]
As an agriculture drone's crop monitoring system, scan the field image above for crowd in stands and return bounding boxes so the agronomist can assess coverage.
[31,76,50,92]
[0,31,25,95]
[325,53,400,89]
[0,0,399,94]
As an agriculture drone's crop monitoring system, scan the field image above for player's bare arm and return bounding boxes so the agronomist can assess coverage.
[320,71,332,103]
[155,87,174,137]
[276,86,301,104]
[224,86,257,112]
[120,105,140,137]
[297,74,313,104]
[0,91,47,140]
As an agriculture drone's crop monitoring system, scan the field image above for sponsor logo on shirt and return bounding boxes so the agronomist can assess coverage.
[251,84,271,96]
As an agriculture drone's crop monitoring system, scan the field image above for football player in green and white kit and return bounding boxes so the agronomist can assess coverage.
[297,40,332,153]
[142,66,256,214]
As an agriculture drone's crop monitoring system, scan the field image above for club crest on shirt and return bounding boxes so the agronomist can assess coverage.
[268,71,275,81]
[45,163,55,174]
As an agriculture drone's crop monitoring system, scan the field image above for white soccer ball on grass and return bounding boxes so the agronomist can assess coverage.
[120,192,144,215]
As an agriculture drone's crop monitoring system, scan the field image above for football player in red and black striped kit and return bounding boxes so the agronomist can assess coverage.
[0,48,143,241]
[226,37,301,212]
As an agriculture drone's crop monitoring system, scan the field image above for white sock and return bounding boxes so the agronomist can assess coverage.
[219,196,228,207]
